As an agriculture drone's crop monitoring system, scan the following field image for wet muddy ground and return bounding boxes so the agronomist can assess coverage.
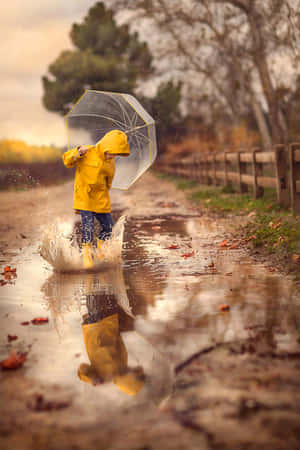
[0,173,300,450]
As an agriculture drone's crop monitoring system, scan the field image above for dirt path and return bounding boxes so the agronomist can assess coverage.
[0,173,300,450]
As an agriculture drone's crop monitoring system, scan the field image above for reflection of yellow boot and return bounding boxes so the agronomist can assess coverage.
[96,239,104,260]
[82,242,93,269]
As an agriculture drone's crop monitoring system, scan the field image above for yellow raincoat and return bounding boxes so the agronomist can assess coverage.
[78,314,144,395]
[62,130,130,213]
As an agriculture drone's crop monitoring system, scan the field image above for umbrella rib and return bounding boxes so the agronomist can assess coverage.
[69,113,127,129]
[116,98,134,129]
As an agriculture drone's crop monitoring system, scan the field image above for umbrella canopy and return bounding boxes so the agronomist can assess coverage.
[65,90,157,189]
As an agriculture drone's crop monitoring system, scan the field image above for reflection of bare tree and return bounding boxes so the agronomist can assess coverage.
[123,216,190,315]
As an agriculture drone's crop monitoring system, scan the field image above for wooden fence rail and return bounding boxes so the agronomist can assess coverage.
[159,143,300,213]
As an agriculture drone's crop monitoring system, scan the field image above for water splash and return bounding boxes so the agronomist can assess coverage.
[40,215,126,272]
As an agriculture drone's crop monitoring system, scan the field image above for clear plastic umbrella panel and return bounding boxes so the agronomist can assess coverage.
[65,90,157,190]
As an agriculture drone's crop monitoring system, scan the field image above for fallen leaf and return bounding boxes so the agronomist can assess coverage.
[0,351,27,370]
[218,240,228,248]
[181,251,195,258]
[0,280,7,286]
[2,266,16,274]
[269,220,282,229]
[152,226,161,230]
[21,321,30,326]
[219,304,230,312]
[27,394,70,412]
[7,334,18,342]
[292,254,300,263]
[31,318,49,325]
[229,243,239,249]
[164,245,179,249]
[208,262,215,268]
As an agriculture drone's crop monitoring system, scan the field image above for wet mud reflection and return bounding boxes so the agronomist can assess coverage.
[1,214,300,409]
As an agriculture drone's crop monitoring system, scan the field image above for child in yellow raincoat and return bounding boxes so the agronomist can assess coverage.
[62,130,130,266]
[78,292,145,396]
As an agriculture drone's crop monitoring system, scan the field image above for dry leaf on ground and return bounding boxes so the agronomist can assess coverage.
[181,251,195,258]
[219,304,230,312]
[0,351,27,370]
[31,318,49,325]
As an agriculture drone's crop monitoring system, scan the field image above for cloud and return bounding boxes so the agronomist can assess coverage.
[0,1,96,28]
[0,0,96,146]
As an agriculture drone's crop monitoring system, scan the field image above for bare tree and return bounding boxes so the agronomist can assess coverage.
[109,0,300,145]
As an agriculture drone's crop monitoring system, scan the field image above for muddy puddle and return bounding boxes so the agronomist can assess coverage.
[1,213,300,417]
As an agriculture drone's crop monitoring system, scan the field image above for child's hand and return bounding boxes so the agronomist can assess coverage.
[77,146,89,156]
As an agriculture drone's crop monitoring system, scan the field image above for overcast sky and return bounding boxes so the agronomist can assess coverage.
[0,0,97,146]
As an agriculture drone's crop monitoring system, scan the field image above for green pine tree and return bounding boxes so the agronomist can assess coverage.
[42,2,153,115]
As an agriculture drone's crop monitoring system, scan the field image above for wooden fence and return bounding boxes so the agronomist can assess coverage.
[159,143,300,213]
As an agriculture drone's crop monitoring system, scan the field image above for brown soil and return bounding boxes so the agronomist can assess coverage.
[0,173,300,450]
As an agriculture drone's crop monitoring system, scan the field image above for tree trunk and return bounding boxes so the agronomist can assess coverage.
[248,11,287,144]
[249,92,273,150]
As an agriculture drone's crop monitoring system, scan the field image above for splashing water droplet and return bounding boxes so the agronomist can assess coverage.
[40,216,126,272]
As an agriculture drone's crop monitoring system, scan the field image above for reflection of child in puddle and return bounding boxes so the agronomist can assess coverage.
[78,292,145,395]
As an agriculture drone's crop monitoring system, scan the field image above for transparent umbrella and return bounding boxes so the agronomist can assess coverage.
[65,90,157,189]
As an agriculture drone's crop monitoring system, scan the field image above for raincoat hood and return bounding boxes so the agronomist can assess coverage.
[97,130,130,158]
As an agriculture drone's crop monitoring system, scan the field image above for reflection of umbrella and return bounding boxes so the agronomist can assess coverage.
[65,90,157,190]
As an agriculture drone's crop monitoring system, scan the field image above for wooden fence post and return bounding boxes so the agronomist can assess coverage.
[224,151,232,189]
[213,153,218,185]
[252,148,264,198]
[289,143,300,214]
[206,154,213,185]
[274,145,289,207]
[238,151,248,193]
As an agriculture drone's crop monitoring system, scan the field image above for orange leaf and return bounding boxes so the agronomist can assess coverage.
[218,240,228,248]
[292,254,300,263]
[219,304,230,312]
[31,317,49,325]
[3,266,11,273]
[164,245,179,249]
[0,351,27,370]
[229,244,239,249]
[181,251,194,258]
[7,334,18,342]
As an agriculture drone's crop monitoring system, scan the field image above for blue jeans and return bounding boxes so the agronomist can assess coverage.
[79,210,114,244]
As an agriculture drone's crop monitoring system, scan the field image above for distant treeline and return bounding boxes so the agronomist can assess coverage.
[0,139,64,164]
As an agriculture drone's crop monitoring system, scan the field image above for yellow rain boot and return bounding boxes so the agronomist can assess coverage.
[96,239,104,260]
[82,242,93,269]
